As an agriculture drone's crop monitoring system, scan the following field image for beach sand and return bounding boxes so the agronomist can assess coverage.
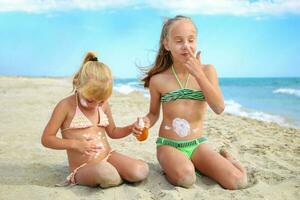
[0,77,299,200]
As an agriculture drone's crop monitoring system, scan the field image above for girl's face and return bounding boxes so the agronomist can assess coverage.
[164,19,197,64]
[78,93,105,109]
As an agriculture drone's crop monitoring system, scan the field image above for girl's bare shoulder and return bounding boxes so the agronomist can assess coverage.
[55,94,76,112]
[149,69,172,86]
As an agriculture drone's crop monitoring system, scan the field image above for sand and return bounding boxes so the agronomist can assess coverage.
[0,76,299,200]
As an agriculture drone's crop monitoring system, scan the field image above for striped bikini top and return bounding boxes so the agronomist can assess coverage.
[160,66,205,103]
[61,94,109,132]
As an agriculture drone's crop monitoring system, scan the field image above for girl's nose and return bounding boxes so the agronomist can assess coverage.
[182,42,189,50]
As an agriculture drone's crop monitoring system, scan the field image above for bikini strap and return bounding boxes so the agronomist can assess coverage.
[171,65,190,89]
[75,91,79,106]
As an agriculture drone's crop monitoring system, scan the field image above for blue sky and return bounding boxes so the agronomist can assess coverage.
[0,0,300,78]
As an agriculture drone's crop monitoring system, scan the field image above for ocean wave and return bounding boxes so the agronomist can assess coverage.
[224,100,288,125]
[114,84,138,94]
[127,81,140,86]
[273,88,300,98]
[113,84,148,96]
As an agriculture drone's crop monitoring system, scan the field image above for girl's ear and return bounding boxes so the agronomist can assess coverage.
[163,38,169,51]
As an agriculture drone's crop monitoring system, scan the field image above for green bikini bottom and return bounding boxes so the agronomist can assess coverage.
[156,136,208,158]
[156,136,208,176]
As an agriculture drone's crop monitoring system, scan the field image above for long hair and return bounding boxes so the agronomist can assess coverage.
[72,51,113,101]
[141,15,195,88]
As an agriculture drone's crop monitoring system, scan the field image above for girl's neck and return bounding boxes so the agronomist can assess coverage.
[172,62,189,75]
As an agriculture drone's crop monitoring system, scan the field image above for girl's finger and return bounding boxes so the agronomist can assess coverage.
[132,132,138,137]
[185,58,192,66]
[132,131,141,137]
[88,149,99,154]
[135,124,143,131]
[132,127,142,135]
[90,145,102,150]
[186,46,194,57]
[84,150,93,156]
[196,51,202,64]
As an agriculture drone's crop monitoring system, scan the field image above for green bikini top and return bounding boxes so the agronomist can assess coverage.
[160,66,205,103]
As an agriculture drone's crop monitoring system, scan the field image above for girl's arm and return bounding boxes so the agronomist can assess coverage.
[41,100,77,149]
[131,76,161,136]
[107,77,162,138]
[144,76,161,127]
[185,50,225,114]
[41,100,99,155]
[104,101,134,139]
[195,64,224,114]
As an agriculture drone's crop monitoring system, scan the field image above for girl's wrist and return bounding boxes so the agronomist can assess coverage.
[129,123,134,133]
[194,68,206,81]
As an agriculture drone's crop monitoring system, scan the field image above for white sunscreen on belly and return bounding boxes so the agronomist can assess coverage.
[172,118,191,137]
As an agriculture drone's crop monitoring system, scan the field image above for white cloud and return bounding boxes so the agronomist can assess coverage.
[0,0,299,16]
[145,0,300,16]
[0,0,138,12]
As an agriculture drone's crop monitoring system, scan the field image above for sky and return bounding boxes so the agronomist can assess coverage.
[0,0,300,78]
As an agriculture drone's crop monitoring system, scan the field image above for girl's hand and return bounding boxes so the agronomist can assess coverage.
[73,138,102,156]
[183,47,204,77]
[131,117,150,137]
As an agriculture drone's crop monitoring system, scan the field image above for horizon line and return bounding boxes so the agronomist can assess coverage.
[1,75,299,79]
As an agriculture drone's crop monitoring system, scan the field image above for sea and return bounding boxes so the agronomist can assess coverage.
[113,77,300,128]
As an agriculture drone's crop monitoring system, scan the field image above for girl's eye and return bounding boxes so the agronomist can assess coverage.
[189,39,194,43]
[176,40,182,43]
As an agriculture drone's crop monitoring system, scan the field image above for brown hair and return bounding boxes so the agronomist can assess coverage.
[141,15,195,88]
[72,51,113,101]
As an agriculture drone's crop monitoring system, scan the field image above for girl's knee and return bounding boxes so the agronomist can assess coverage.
[94,162,122,188]
[98,173,122,188]
[126,161,149,182]
[173,164,196,188]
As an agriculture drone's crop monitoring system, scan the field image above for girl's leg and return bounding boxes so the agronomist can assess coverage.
[75,161,123,188]
[219,148,248,183]
[157,145,196,188]
[191,143,248,190]
[107,151,149,183]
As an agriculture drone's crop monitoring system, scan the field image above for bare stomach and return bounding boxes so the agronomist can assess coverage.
[62,127,111,171]
[159,118,204,140]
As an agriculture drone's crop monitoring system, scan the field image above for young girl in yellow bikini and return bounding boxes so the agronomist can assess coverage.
[132,16,248,189]
[41,52,149,188]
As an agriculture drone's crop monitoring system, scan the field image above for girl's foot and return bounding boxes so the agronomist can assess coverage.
[219,149,235,163]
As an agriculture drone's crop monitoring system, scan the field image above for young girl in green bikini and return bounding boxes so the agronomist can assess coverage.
[132,15,248,189]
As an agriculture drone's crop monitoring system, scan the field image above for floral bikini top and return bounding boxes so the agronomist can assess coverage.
[160,66,205,103]
[61,94,109,132]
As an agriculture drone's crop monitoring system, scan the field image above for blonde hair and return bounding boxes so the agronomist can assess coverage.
[72,51,112,101]
[141,15,196,88]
